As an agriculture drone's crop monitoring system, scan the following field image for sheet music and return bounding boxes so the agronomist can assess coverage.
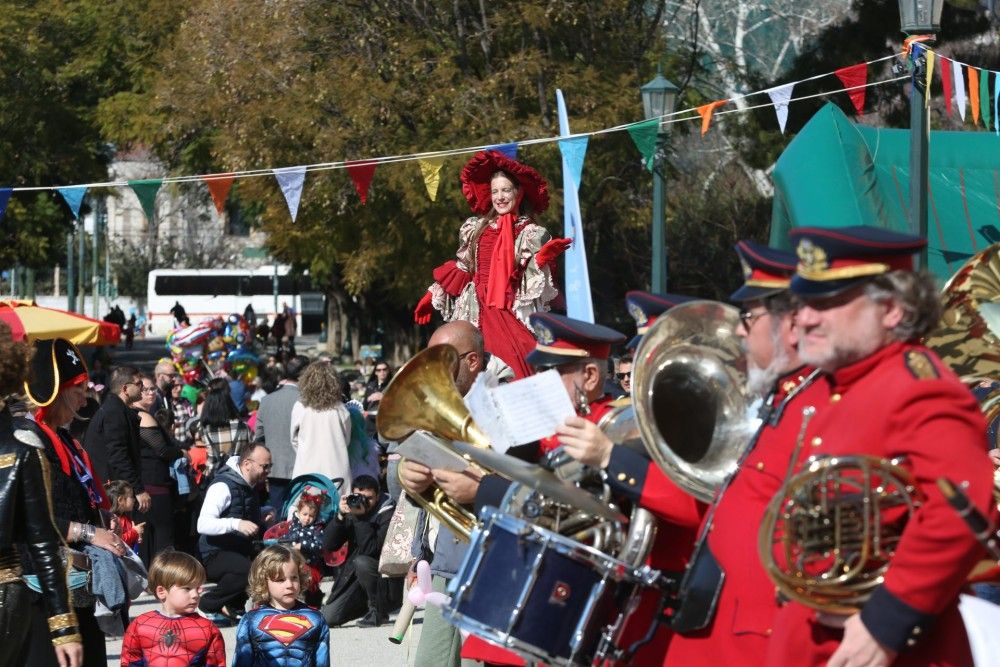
[491,370,576,444]
[395,431,469,472]
[465,373,513,453]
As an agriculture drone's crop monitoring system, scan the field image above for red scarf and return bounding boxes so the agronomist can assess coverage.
[35,411,110,510]
[484,190,525,310]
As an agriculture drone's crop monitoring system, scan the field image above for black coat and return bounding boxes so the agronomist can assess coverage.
[84,393,144,493]
[323,493,394,560]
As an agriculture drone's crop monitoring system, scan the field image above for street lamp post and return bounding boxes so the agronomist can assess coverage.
[641,68,679,294]
[899,0,944,271]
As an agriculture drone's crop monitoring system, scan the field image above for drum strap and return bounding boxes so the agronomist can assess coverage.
[670,369,821,634]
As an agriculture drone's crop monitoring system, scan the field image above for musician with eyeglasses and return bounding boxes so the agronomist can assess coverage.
[663,240,827,666]
[762,227,994,667]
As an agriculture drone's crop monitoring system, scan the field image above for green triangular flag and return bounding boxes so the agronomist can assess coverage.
[128,179,163,222]
[626,119,660,172]
[981,69,992,130]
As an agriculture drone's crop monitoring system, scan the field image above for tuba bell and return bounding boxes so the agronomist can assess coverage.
[630,300,756,503]
[376,344,492,541]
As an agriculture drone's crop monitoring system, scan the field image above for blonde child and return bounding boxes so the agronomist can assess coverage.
[233,545,330,667]
[120,550,225,666]
[105,480,145,549]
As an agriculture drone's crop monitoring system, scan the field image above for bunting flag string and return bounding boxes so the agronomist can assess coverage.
[834,63,868,114]
[346,161,377,205]
[558,136,589,190]
[272,166,306,222]
[203,173,235,215]
[953,58,968,122]
[994,74,1000,135]
[766,83,795,133]
[128,179,162,222]
[941,56,954,117]
[969,67,981,126]
[0,188,11,224]
[57,186,87,219]
[697,100,728,135]
[418,157,445,201]
[626,119,660,171]
[924,49,935,110]
[980,69,990,130]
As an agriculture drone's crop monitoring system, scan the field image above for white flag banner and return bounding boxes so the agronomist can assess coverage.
[273,166,307,223]
[953,59,968,122]
[766,83,795,134]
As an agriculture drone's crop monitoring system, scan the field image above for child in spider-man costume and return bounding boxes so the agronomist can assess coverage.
[121,551,225,667]
[233,545,330,667]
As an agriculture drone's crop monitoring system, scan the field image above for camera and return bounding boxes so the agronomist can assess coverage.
[345,494,369,510]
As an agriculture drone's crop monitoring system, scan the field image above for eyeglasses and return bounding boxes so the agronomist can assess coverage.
[616,372,631,380]
[248,459,272,471]
[456,350,475,361]
[739,309,767,333]
[141,386,157,393]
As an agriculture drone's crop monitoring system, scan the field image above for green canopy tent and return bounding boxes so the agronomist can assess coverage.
[769,102,1000,283]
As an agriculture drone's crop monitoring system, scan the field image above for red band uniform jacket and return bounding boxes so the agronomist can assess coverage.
[764,343,994,667]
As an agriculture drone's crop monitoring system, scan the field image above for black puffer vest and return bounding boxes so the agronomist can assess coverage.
[198,463,261,559]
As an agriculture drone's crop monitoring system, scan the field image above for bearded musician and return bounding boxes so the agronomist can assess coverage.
[663,240,826,666]
[764,227,994,667]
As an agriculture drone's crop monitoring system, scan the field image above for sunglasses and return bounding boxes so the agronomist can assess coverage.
[616,372,631,380]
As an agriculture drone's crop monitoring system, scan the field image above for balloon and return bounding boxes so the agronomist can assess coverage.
[236,332,246,346]
[242,366,258,384]
[228,314,240,326]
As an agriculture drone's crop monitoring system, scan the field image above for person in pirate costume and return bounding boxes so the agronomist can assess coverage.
[0,324,83,667]
[22,338,128,667]
[413,149,572,379]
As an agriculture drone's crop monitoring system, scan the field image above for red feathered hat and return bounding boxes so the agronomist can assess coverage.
[460,150,550,215]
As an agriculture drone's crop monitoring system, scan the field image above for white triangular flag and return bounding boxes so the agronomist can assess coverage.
[272,166,307,223]
[953,59,968,122]
[766,83,795,134]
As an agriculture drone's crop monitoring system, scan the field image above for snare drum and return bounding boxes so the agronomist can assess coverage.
[443,507,646,666]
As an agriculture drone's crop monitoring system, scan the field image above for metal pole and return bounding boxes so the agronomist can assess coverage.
[91,202,100,318]
[908,49,930,271]
[651,134,667,293]
[77,221,85,313]
[66,232,75,312]
[273,263,279,318]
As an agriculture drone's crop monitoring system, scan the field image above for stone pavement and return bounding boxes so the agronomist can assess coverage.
[105,580,425,666]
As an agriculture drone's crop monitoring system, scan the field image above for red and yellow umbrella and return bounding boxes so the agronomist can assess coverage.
[0,300,121,346]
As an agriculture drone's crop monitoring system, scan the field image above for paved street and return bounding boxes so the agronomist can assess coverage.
[105,580,425,666]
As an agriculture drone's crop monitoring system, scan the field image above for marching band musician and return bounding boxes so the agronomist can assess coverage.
[663,240,827,666]
[517,311,703,665]
[765,227,994,667]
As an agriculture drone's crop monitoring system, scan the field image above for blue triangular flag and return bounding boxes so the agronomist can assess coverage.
[558,136,589,190]
[272,166,307,223]
[0,188,10,223]
[488,143,519,159]
[57,186,88,219]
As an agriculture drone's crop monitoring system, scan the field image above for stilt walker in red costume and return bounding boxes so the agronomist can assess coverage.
[413,150,571,379]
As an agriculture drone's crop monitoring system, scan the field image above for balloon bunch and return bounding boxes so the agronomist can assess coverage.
[165,314,259,385]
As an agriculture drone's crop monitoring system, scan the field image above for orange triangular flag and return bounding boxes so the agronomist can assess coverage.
[969,67,981,126]
[346,161,377,205]
[203,173,235,215]
[697,100,727,136]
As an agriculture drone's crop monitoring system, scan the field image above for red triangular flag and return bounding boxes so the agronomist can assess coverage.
[696,100,728,136]
[834,63,868,115]
[203,173,235,215]
[346,161,377,205]
[940,57,953,117]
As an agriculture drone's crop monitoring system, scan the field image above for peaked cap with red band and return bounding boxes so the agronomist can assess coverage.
[526,312,625,368]
[730,240,797,302]
[789,225,925,297]
[25,338,89,407]
[460,150,550,215]
[625,291,697,349]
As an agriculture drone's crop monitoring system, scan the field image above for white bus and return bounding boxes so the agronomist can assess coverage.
[146,266,314,337]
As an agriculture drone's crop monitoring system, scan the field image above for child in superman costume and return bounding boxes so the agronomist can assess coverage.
[233,545,329,667]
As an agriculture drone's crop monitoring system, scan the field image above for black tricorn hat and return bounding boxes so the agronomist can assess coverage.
[24,338,89,407]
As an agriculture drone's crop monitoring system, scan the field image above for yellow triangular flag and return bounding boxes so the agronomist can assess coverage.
[925,50,935,109]
[418,157,445,201]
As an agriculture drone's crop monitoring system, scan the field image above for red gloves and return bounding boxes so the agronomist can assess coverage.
[534,237,573,270]
[414,291,434,325]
